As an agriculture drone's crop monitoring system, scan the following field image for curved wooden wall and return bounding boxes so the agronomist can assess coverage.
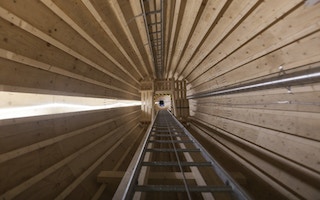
[0,0,319,199]
[183,1,320,199]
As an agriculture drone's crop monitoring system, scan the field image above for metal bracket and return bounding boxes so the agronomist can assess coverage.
[278,65,286,76]
[126,13,143,24]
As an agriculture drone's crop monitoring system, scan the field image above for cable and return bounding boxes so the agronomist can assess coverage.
[164,111,192,200]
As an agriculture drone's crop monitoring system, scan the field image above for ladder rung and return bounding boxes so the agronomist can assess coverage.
[146,10,161,15]
[152,129,169,132]
[135,185,232,192]
[142,161,212,167]
[146,148,201,152]
[151,134,187,137]
[148,140,193,143]
[152,127,183,133]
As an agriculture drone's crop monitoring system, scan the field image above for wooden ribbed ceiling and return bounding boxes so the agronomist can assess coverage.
[1,0,320,100]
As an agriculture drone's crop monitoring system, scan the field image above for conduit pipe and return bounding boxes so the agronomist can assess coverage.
[188,69,320,99]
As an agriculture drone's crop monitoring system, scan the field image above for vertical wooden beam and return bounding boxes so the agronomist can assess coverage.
[176,0,228,78]
[165,0,181,79]
[109,0,150,78]
[129,0,156,78]
[181,0,259,80]
[81,0,146,80]
[40,0,141,85]
[169,0,203,78]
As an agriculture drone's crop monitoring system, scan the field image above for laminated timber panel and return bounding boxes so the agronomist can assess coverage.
[195,102,320,141]
[192,111,320,172]
[173,80,189,120]
[0,106,144,199]
[128,0,155,78]
[190,4,320,92]
[179,0,260,79]
[0,57,138,99]
[182,0,303,81]
[188,83,320,199]
[188,121,317,200]
[108,0,152,77]
[162,0,174,80]
[41,0,141,84]
[167,0,204,78]
[70,128,145,200]
[174,0,228,79]
[140,90,153,122]
[165,0,185,78]
[52,0,144,81]
[189,83,320,114]
[2,0,142,84]
[0,106,139,160]
[0,1,142,94]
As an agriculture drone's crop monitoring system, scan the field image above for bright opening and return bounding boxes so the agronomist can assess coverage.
[0,91,141,120]
[159,100,165,107]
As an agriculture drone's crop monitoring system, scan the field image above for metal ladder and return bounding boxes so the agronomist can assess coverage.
[115,110,251,200]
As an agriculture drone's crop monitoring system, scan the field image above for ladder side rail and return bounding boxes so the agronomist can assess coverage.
[174,132,214,200]
[113,111,160,200]
[168,111,252,200]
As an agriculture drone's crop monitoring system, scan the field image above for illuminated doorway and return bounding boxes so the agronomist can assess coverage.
[154,94,172,112]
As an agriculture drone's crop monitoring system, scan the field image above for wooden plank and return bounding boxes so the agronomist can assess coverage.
[82,0,146,80]
[175,0,228,78]
[192,111,320,172]
[0,110,139,163]
[108,0,150,77]
[165,0,181,79]
[112,128,145,171]
[169,0,204,78]
[0,6,138,91]
[191,5,320,90]
[181,0,259,79]
[192,83,320,113]
[54,124,139,200]
[187,0,302,83]
[129,0,156,78]
[40,0,141,85]
[163,0,174,80]
[196,103,320,140]
[0,116,139,200]
[189,121,313,200]
[0,48,139,96]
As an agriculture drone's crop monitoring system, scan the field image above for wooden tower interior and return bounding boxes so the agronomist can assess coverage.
[0,0,320,199]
